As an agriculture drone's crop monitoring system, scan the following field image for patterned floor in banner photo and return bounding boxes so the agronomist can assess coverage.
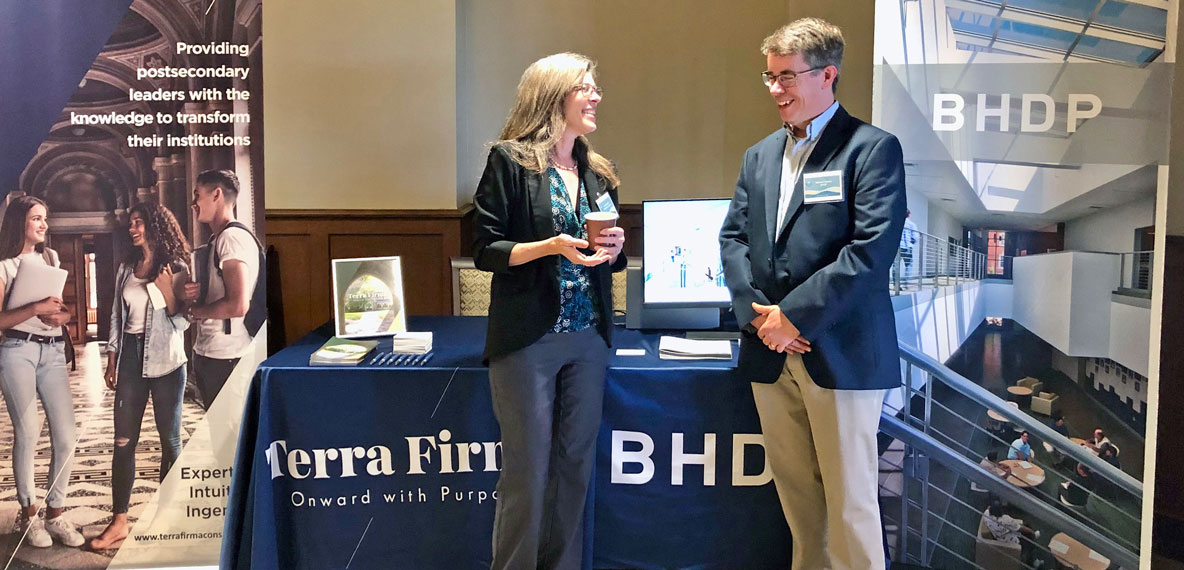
[0,341,207,570]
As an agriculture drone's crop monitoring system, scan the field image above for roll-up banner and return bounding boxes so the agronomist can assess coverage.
[0,1,264,567]
[874,0,1172,566]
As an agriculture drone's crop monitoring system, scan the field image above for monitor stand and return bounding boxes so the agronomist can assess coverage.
[625,268,722,330]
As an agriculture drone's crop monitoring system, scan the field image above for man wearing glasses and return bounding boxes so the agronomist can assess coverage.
[719,17,906,570]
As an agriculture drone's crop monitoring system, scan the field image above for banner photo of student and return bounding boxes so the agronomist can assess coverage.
[873,0,1172,568]
[0,0,264,567]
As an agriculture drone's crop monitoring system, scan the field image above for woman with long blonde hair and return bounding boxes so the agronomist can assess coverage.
[472,52,626,569]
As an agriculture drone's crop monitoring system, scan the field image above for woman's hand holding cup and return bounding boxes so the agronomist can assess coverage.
[592,227,624,259]
[584,212,622,261]
[551,234,610,266]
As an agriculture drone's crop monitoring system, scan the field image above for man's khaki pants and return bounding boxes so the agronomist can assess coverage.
[752,353,888,570]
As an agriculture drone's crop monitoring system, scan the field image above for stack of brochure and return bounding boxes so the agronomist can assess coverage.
[658,336,733,360]
[310,337,378,366]
[391,332,433,354]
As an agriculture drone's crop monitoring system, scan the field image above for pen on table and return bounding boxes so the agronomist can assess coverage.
[408,354,423,366]
[369,352,385,365]
[419,353,433,366]
[381,353,396,366]
[393,354,407,366]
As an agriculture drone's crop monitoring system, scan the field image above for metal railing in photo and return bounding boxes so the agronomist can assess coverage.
[879,342,1141,569]
[1117,250,1154,294]
[880,416,1139,570]
[891,230,986,294]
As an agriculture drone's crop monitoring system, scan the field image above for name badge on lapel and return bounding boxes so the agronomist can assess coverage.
[802,170,844,204]
[595,192,618,214]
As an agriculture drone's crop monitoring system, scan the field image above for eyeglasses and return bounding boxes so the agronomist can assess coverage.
[571,83,603,97]
[761,67,824,88]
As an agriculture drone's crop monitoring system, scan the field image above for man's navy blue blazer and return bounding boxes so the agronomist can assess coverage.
[719,105,906,390]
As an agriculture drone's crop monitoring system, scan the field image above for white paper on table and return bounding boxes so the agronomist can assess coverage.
[391,331,433,347]
[390,331,433,354]
[1088,550,1110,563]
[1019,461,1033,469]
[658,336,729,355]
[616,349,645,356]
[658,336,732,359]
[1026,474,1042,483]
[1049,541,1069,554]
[660,352,733,360]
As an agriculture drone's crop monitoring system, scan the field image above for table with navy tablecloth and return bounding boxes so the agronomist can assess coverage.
[221,316,791,570]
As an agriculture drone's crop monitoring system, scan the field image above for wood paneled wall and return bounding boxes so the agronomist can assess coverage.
[265,206,643,345]
[266,209,468,343]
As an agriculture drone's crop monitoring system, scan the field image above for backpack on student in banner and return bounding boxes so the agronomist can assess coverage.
[204,221,267,336]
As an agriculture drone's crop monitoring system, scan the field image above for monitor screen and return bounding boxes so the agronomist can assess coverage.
[642,198,733,308]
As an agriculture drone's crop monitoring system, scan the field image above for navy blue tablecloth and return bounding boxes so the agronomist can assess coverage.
[222,316,791,570]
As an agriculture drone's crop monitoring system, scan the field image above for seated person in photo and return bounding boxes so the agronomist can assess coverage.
[1095,443,1122,501]
[982,499,1042,566]
[972,451,1013,492]
[1062,463,1093,506]
[1088,428,1111,451]
[1008,431,1033,461]
[1050,415,1069,438]
[1044,415,1071,465]
[1099,442,1120,470]
[981,451,1012,478]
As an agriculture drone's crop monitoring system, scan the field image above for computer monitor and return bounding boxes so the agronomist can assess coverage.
[642,198,732,308]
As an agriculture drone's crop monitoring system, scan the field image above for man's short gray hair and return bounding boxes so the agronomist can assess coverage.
[761,18,844,93]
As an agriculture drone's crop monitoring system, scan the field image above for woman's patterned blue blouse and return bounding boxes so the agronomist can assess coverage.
[547,168,600,333]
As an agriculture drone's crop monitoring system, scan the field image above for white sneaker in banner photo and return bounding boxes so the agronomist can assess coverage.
[44,515,85,547]
[17,516,52,548]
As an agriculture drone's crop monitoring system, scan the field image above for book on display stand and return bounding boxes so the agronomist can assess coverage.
[329,255,433,357]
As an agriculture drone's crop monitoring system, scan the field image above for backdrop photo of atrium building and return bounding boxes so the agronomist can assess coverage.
[868,0,1168,568]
